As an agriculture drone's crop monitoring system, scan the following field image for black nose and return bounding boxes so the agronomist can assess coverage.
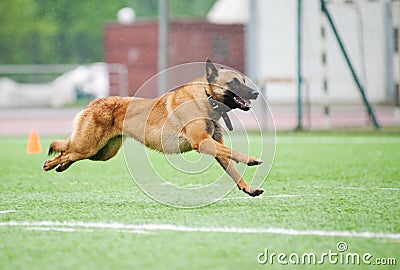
[250,90,259,99]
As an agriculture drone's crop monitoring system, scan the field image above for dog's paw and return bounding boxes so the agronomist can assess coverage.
[43,161,51,171]
[55,164,63,172]
[247,188,264,197]
[247,157,263,166]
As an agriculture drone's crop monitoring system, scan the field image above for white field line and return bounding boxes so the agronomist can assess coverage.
[337,187,400,191]
[222,194,308,201]
[276,137,400,144]
[231,136,400,145]
[1,221,399,240]
[310,186,400,191]
[113,229,154,235]
[266,194,311,198]
[0,210,16,214]
[26,227,90,233]
[25,226,152,234]
[224,187,398,202]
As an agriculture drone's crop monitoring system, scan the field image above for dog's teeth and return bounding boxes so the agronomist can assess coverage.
[234,96,251,108]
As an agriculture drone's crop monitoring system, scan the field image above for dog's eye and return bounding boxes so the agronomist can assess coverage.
[243,78,246,83]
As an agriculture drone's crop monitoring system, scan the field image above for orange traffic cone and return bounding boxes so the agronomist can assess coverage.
[26,129,42,154]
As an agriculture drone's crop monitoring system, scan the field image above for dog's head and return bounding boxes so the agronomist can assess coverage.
[205,58,259,111]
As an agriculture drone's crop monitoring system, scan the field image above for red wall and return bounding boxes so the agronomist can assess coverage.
[104,20,245,97]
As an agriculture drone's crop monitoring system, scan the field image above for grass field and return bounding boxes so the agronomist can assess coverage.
[0,132,399,269]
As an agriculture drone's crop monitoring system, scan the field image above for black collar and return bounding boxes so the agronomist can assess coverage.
[205,90,233,131]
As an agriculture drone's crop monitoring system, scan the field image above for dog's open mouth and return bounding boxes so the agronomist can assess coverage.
[233,95,251,110]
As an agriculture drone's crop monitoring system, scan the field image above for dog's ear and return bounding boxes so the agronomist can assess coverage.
[205,58,218,84]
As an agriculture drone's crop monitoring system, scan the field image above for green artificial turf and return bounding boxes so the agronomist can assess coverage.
[0,133,399,270]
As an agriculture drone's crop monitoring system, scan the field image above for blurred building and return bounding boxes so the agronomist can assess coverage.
[104,21,244,97]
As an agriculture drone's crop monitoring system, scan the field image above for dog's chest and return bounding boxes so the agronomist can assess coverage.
[144,129,192,154]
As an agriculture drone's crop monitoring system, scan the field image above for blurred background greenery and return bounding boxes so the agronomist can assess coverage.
[0,0,216,64]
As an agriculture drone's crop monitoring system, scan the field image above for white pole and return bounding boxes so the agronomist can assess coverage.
[384,1,395,104]
[246,0,258,81]
[158,0,169,96]
[320,7,330,129]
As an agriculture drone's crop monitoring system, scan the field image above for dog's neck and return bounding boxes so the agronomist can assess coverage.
[204,88,233,131]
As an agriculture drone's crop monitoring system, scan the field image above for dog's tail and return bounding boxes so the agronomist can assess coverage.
[48,140,68,156]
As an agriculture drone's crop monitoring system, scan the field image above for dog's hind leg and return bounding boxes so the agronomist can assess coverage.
[43,154,64,171]
[55,135,124,171]
[48,140,68,156]
[43,98,126,172]
[43,140,71,171]
[55,161,75,172]
[43,149,100,172]
[44,135,123,172]
[44,147,82,172]
[43,134,122,172]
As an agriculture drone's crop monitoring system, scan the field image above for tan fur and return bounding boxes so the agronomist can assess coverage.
[43,60,264,197]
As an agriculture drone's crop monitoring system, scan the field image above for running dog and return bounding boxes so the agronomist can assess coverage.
[43,59,264,197]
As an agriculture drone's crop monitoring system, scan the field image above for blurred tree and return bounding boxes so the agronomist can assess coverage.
[0,0,45,64]
[130,0,217,19]
[0,0,216,64]
[168,0,216,19]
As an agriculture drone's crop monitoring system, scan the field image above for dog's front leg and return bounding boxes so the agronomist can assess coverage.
[216,157,264,197]
[184,124,263,197]
[201,138,262,166]
[187,131,263,166]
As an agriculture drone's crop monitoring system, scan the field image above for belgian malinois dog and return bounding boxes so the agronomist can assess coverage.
[43,59,264,197]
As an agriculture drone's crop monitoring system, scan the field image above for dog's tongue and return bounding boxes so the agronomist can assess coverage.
[234,96,251,108]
